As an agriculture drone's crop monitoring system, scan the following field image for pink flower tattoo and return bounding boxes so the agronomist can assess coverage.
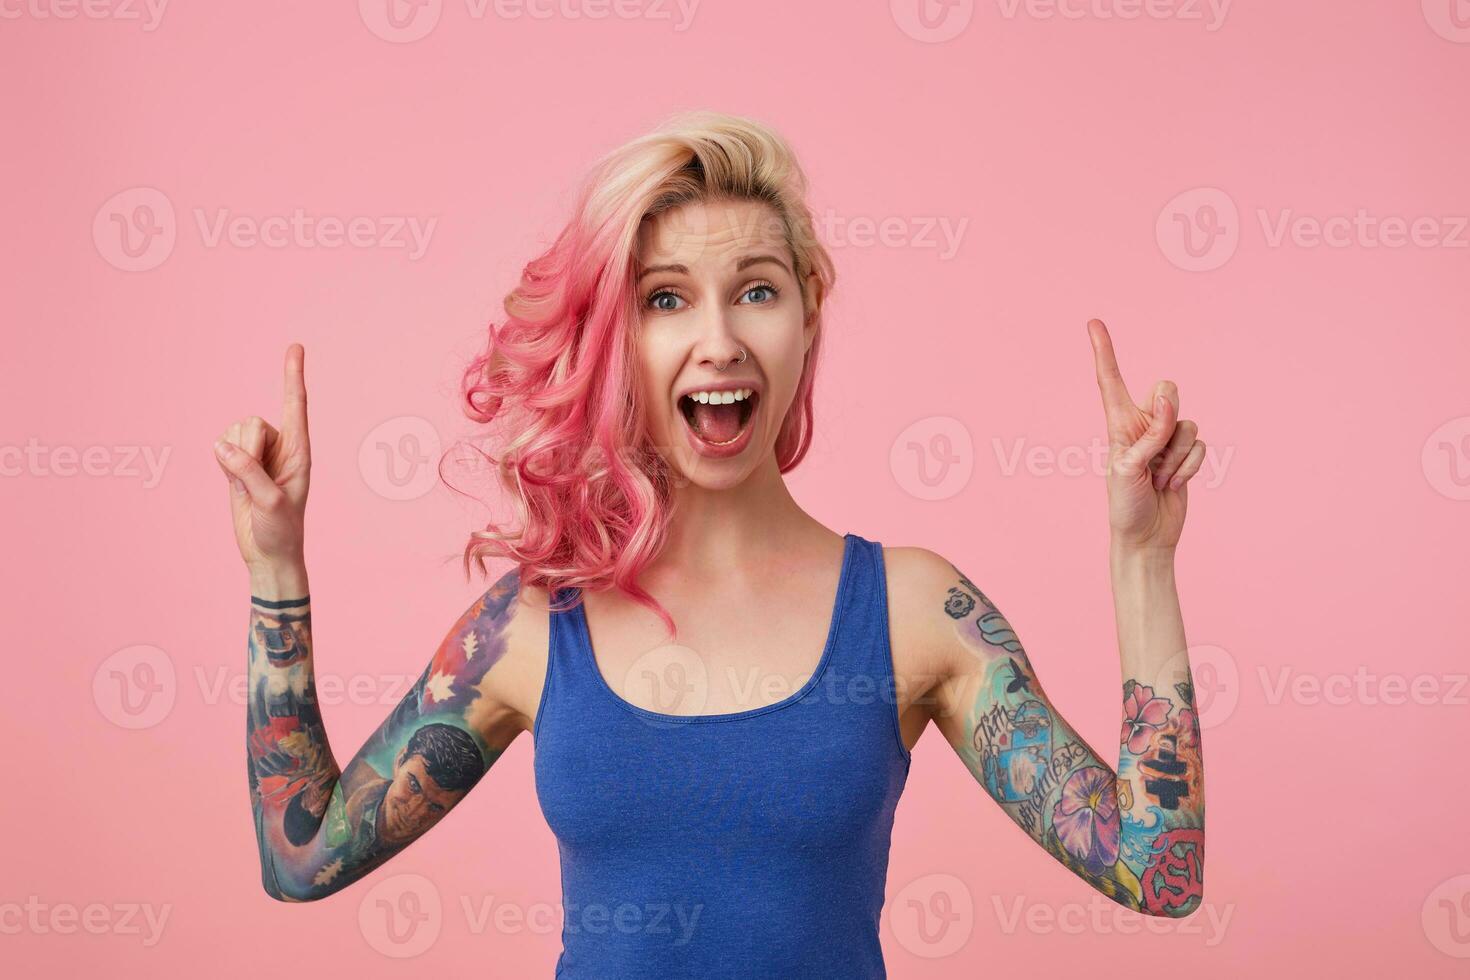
[1121,684,1173,754]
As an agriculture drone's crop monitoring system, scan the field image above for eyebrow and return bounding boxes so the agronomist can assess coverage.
[636,253,791,282]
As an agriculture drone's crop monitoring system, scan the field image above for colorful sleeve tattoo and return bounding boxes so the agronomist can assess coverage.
[941,572,1205,916]
[245,569,522,901]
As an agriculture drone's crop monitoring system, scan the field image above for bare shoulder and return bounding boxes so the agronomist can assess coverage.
[447,567,553,741]
[494,569,552,668]
[882,544,984,683]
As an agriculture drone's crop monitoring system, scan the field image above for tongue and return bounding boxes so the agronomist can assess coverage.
[691,401,742,443]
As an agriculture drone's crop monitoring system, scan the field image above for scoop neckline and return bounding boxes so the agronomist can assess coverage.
[569,532,857,724]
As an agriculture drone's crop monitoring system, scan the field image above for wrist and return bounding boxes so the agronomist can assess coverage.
[248,561,310,601]
[1109,539,1177,575]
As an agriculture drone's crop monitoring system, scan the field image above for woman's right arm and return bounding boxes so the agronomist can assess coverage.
[214,345,526,901]
[243,565,523,901]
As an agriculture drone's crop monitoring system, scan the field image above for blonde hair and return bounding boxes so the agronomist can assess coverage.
[457,111,837,637]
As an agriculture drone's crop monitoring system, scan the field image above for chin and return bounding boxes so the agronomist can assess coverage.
[658,424,770,490]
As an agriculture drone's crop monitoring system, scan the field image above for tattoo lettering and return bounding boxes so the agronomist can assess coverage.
[947,569,1204,917]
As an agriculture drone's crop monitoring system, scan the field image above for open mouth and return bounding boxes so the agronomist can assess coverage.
[678,388,758,447]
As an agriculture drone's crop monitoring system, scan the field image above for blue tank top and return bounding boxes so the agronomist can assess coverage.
[533,532,912,979]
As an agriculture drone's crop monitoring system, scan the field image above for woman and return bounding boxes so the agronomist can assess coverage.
[213,112,1208,977]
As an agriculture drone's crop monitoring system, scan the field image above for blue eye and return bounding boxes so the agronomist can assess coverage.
[645,281,779,312]
[647,290,685,312]
[741,283,779,304]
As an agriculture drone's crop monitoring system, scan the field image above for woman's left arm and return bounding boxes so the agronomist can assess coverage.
[909,319,1207,916]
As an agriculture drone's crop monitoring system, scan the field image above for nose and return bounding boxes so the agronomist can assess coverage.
[690,305,747,372]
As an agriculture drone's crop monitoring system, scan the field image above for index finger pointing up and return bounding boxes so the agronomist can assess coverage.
[1088,318,1134,424]
[282,343,309,440]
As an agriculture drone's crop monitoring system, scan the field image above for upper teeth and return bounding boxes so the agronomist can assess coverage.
[686,389,753,404]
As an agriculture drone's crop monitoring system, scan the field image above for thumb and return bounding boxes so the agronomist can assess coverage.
[1118,394,1177,477]
[214,440,285,508]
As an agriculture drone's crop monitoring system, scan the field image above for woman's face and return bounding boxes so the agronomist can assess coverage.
[634,197,818,489]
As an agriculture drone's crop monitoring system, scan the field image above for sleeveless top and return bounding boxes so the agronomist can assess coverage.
[532,532,912,979]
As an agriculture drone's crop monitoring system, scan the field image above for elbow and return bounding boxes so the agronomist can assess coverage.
[261,875,305,903]
[263,882,306,904]
[1136,877,1206,919]
[259,864,331,904]
[262,884,296,904]
[1140,897,1203,919]
[262,880,331,904]
[1132,828,1206,918]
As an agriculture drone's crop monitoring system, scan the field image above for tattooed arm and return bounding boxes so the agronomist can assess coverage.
[897,321,1210,916]
[245,566,527,901]
[906,548,1205,916]
[214,346,531,900]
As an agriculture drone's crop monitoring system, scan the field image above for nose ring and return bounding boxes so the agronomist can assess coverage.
[717,347,747,371]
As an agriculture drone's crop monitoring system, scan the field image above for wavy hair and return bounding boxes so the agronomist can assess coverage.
[455,110,836,638]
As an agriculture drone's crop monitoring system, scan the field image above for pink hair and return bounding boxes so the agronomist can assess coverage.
[453,111,837,638]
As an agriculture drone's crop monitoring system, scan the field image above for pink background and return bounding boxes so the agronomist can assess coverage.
[3,1,1468,976]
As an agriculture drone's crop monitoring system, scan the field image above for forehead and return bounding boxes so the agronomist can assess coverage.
[637,197,789,269]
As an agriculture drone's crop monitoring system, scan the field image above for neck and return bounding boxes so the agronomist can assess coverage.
[651,452,824,580]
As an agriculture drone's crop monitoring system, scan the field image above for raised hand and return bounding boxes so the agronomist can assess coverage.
[1087,319,1206,550]
[213,344,312,569]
